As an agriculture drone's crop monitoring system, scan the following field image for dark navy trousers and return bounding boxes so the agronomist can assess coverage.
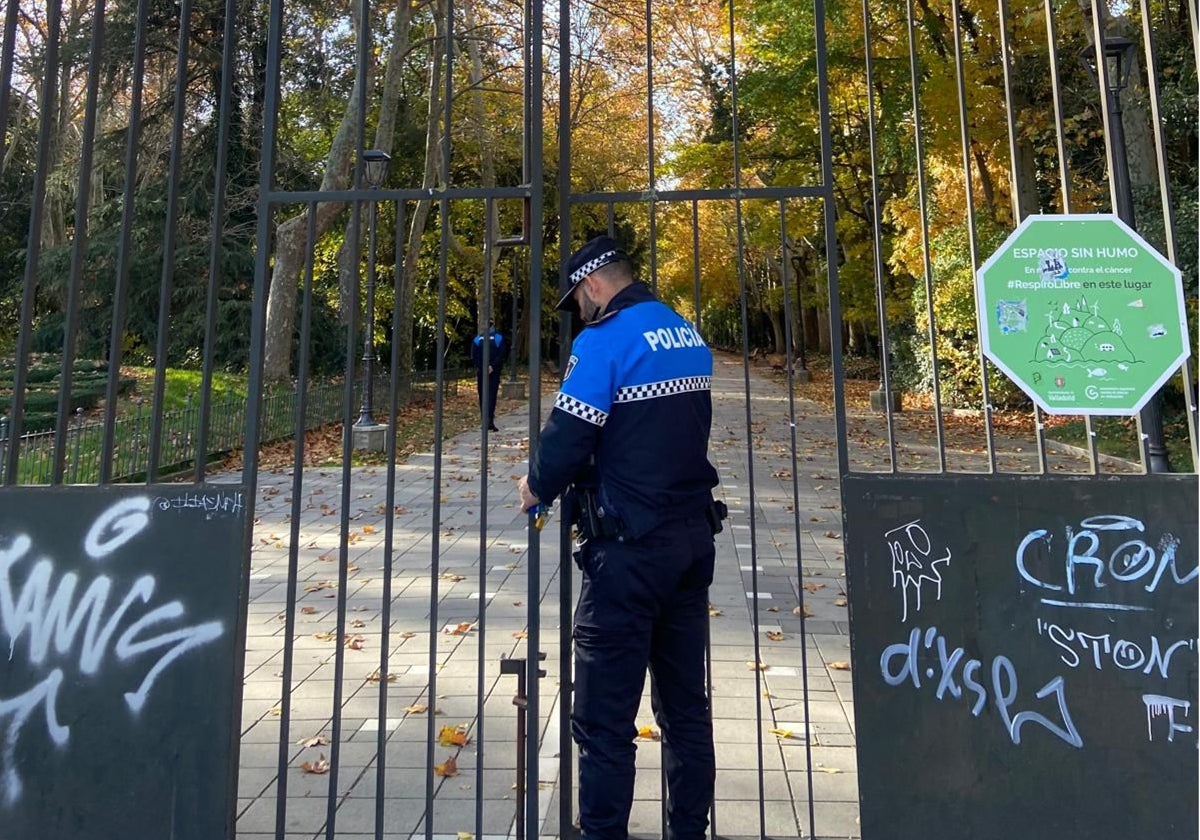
[475,367,501,426]
[572,516,716,840]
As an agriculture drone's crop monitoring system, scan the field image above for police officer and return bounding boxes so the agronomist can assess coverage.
[518,235,724,840]
[471,320,508,431]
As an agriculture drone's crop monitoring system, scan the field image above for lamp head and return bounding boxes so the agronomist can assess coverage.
[1080,35,1136,93]
[362,149,391,189]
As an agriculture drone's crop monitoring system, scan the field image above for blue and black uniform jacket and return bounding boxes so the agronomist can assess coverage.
[471,331,508,372]
[529,282,719,539]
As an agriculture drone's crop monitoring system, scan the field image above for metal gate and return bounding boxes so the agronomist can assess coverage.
[0,0,1196,836]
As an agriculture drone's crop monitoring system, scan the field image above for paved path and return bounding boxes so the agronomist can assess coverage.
[232,356,1116,840]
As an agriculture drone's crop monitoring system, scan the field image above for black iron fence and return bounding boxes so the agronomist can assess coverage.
[0,368,466,486]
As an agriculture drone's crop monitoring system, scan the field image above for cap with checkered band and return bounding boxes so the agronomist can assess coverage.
[557,235,628,312]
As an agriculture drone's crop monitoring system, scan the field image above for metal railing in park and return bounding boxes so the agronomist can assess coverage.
[0,368,465,486]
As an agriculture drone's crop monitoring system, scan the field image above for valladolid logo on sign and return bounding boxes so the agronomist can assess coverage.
[975,214,1190,415]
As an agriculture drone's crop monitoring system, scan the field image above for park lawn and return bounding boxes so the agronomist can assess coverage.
[1043,414,1196,471]
[121,367,255,413]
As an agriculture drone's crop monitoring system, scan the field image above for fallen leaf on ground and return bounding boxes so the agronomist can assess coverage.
[434,756,459,777]
[823,531,841,539]
[441,572,467,582]
[312,631,336,641]
[766,631,785,642]
[344,634,366,650]
[457,833,473,840]
[793,605,814,618]
[803,582,825,593]
[747,661,769,671]
[362,525,376,534]
[829,661,851,671]
[366,669,397,683]
[444,621,476,636]
[834,597,848,607]
[708,605,723,617]
[439,725,472,747]
[405,704,429,714]
[300,754,330,774]
[769,728,795,739]
[816,765,844,774]
[636,726,661,741]
[512,630,528,640]
[767,606,779,613]
[400,631,416,639]
[297,734,329,747]
[300,606,318,615]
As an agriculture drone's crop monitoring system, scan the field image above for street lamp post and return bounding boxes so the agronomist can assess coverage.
[1081,36,1171,472]
[356,149,391,428]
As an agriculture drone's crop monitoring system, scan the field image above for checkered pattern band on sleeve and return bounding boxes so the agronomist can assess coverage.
[554,392,609,426]
[614,376,711,403]
[568,250,618,286]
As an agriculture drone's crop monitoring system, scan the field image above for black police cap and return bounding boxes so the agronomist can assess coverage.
[557,235,628,312]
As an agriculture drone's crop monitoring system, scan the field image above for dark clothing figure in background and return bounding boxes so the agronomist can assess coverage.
[518,236,723,840]
[471,324,508,432]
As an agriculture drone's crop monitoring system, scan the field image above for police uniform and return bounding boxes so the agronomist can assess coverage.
[527,236,722,840]
[471,326,508,429]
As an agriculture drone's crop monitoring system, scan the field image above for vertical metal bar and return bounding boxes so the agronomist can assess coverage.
[724,4,768,838]
[475,203,495,840]
[147,0,194,482]
[525,0,545,832]
[997,0,1051,475]
[903,0,947,471]
[3,0,61,477]
[949,0,997,473]
[1135,0,1199,469]
[861,0,898,473]
[645,0,657,295]
[273,205,317,840]
[691,201,702,330]
[556,0,574,829]
[50,0,106,484]
[0,0,19,151]
[779,201,817,836]
[1190,0,1199,73]
[196,0,240,481]
[375,198,407,840]
[325,244,359,839]
[326,0,372,826]
[426,1,455,833]
[1086,0,1155,473]
[1040,0,1099,474]
[238,0,286,817]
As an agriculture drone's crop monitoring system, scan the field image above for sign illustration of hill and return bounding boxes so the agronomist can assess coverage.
[1032,297,1137,373]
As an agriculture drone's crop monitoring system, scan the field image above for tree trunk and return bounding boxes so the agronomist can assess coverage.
[816,306,831,354]
[262,1,365,381]
[465,0,500,333]
[803,306,820,355]
[395,0,446,384]
[334,0,415,328]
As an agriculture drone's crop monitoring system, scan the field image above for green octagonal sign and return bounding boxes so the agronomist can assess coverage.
[976,214,1190,415]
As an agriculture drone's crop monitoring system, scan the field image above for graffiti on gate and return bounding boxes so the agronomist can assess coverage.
[886,519,951,622]
[875,506,1198,751]
[0,496,227,805]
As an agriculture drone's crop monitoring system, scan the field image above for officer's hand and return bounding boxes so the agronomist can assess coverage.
[517,475,539,512]
[488,366,494,374]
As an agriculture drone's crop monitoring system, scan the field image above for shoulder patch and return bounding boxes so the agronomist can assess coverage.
[563,354,578,381]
